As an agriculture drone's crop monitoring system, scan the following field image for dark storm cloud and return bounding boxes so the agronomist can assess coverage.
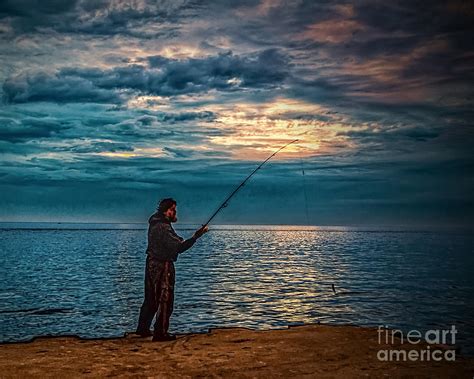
[352,1,474,38]
[0,0,79,25]
[0,0,192,37]
[2,49,289,104]
[81,49,288,93]
[66,141,134,154]
[147,49,289,87]
[2,71,122,104]
[0,117,68,142]
[152,111,215,123]
[337,125,441,143]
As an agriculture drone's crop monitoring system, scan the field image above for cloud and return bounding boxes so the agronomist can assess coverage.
[66,141,134,154]
[3,71,122,104]
[151,110,215,123]
[0,0,191,37]
[147,49,289,87]
[0,117,68,142]
[162,146,231,159]
[2,49,289,104]
[0,0,79,21]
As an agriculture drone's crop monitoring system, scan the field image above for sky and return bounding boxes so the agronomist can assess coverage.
[0,0,473,227]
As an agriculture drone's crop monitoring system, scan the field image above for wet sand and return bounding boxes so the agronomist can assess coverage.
[0,324,472,378]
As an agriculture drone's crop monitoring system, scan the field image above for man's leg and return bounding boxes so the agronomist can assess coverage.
[153,261,175,340]
[136,256,160,335]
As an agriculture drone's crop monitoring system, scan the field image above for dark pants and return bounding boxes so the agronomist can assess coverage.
[136,256,175,337]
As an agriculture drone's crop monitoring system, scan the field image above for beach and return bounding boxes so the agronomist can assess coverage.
[1,324,472,378]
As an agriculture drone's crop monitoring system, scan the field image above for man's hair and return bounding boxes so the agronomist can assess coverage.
[157,198,177,215]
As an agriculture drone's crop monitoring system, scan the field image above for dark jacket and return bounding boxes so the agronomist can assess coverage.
[146,212,196,262]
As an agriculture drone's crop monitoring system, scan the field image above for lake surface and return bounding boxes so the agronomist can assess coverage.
[1,223,473,354]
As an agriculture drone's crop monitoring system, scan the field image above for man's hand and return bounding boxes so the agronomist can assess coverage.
[193,225,209,239]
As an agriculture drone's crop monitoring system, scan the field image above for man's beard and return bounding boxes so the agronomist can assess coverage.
[167,215,178,223]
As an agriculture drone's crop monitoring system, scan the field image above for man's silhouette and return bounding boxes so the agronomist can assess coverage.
[136,198,208,341]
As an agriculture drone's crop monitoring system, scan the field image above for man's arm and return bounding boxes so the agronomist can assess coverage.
[160,223,197,255]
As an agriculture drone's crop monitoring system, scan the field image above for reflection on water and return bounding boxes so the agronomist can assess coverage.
[0,225,473,354]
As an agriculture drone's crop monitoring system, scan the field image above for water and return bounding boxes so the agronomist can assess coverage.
[1,223,473,354]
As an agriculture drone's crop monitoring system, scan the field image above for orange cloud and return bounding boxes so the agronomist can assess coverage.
[297,19,365,44]
[338,38,452,102]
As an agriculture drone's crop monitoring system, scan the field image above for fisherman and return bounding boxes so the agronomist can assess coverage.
[136,198,208,341]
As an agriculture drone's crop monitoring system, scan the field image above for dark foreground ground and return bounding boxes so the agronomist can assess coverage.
[0,324,472,378]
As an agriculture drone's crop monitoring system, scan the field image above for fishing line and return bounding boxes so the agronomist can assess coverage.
[302,159,337,294]
[300,155,310,226]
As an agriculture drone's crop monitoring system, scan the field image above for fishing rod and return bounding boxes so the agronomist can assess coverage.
[202,138,299,227]
[200,137,337,295]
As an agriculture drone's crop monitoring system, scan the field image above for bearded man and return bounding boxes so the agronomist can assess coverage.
[136,198,208,341]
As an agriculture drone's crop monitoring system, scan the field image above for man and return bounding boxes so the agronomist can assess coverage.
[136,198,208,341]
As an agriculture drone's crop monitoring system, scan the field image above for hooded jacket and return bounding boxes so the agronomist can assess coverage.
[146,212,197,262]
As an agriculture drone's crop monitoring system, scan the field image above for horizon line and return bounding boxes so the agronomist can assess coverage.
[0,221,472,232]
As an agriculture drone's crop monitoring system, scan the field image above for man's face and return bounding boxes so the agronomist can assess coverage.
[164,204,178,222]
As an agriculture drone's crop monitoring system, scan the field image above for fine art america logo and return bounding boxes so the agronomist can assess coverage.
[377,325,457,362]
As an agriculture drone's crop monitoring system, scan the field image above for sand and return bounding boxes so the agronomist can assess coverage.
[0,324,472,378]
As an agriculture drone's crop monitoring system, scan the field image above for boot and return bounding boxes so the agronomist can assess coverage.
[135,329,153,337]
[152,333,176,342]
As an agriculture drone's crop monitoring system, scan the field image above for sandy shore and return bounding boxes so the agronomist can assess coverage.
[0,324,472,378]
